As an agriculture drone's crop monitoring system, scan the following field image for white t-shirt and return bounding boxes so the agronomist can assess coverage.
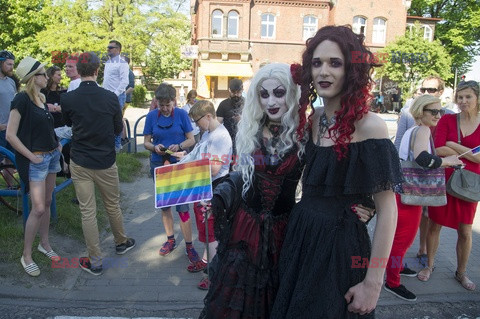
[67,78,81,92]
[180,124,232,181]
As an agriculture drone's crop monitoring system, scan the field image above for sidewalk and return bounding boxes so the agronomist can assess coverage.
[0,107,478,317]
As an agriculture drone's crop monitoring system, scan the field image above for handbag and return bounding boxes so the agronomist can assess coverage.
[445,115,480,202]
[400,126,447,206]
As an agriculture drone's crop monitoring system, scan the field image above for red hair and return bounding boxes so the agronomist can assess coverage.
[300,25,376,158]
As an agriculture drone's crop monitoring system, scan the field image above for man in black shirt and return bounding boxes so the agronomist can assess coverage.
[61,52,135,276]
[216,78,244,155]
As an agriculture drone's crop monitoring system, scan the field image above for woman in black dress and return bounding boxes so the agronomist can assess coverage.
[271,25,402,318]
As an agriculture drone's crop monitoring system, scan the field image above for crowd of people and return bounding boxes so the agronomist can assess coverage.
[1,24,479,318]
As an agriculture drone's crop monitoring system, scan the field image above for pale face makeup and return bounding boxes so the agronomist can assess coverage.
[259,78,288,123]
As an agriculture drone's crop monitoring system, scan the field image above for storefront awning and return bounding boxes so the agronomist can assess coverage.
[198,61,253,77]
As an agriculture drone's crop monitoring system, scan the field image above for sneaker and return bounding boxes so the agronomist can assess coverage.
[159,240,177,256]
[400,264,417,277]
[384,283,417,301]
[79,257,103,276]
[116,238,136,255]
[186,245,201,264]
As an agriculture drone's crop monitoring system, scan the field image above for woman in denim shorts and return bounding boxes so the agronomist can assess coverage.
[6,57,62,277]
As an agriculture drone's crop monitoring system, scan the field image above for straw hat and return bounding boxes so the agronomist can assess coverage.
[16,56,46,84]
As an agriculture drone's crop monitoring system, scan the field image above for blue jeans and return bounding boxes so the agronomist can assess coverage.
[29,149,61,181]
[115,93,126,152]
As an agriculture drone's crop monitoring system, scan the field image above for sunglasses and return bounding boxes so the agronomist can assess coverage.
[193,114,206,124]
[424,108,445,116]
[420,87,438,94]
[107,46,118,49]
[34,73,47,78]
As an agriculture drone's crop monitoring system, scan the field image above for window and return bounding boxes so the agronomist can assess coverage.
[303,15,318,41]
[352,16,367,36]
[211,10,223,37]
[421,25,433,41]
[372,18,386,44]
[261,13,275,39]
[227,11,239,38]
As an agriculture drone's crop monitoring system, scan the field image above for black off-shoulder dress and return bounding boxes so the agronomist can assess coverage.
[271,139,403,319]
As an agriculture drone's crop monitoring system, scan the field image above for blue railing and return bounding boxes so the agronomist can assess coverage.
[0,139,72,226]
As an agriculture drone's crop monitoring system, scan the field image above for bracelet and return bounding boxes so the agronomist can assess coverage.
[178,143,183,151]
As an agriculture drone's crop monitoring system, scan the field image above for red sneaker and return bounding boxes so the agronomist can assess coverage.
[159,240,176,256]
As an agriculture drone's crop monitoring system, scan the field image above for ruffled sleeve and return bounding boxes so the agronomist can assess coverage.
[303,139,403,197]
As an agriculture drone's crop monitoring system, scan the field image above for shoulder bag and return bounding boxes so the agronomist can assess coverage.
[400,126,447,206]
[446,115,480,202]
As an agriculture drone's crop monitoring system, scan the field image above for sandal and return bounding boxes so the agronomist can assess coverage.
[455,271,476,291]
[187,260,207,273]
[197,277,210,290]
[20,256,40,277]
[417,266,434,282]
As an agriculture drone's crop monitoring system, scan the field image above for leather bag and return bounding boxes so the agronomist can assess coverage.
[400,126,447,206]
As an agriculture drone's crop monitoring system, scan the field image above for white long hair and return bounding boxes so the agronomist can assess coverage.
[235,63,304,198]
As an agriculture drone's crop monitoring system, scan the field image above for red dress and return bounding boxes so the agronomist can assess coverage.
[429,114,480,229]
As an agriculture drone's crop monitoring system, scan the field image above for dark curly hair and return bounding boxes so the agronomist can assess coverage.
[299,25,376,158]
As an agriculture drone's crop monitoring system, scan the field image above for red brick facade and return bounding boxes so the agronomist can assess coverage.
[191,0,423,98]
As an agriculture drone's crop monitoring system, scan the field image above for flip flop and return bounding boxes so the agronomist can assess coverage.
[38,244,61,262]
[20,256,40,277]
[417,266,434,282]
[455,271,476,291]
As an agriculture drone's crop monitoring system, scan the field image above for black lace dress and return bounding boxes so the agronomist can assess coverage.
[271,139,403,319]
[200,146,304,319]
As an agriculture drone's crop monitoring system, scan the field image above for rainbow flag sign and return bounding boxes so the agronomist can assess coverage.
[154,158,213,209]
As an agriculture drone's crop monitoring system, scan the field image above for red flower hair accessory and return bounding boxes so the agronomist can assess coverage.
[290,63,302,85]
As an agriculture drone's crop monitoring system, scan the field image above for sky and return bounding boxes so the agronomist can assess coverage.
[465,55,480,82]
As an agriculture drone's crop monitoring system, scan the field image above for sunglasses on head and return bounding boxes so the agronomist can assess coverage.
[423,108,445,116]
[420,87,438,94]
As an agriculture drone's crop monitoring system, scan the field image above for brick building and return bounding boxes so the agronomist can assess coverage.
[190,0,435,98]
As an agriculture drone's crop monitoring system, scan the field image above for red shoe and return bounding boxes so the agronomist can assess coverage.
[197,277,210,290]
[159,240,176,256]
[187,260,207,273]
[186,245,200,263]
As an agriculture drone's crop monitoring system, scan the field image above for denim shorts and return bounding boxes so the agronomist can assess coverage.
[29,149,61,182]
[150,160,189,212]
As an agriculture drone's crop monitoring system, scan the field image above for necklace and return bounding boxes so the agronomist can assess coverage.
[264,122,283,165]
[318,112,336,140]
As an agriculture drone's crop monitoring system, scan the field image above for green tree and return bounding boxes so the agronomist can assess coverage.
[377,27,453,94]
[0,0,49,61]
[35,0,191,83]
[409,0,480,80]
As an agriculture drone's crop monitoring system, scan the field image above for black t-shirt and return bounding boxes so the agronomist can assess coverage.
[10,93,58,152]
[41,88,67,128]
[216,97,244,141]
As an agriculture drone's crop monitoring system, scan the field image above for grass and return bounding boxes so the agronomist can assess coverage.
[0,153,144,263]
